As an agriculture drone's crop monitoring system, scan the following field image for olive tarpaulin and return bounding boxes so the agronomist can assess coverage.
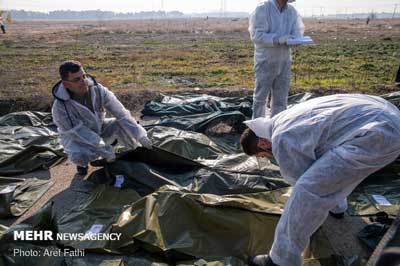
[2,92,400,265]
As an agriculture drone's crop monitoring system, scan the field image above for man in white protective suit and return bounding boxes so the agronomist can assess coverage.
[240,94,400,266]
[52,60,152,176]
[249,0,304,118]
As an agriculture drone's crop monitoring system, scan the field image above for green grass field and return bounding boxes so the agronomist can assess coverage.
[0,18,399,113]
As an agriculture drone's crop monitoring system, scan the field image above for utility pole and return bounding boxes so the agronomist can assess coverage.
[160,0,165,17]
[225,0,227,16]
[220,0,226,17]
[393,4,398,19]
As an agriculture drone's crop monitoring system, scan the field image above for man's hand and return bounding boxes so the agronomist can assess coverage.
[90,155,115,167]
[278,35,294,45]
[139,136,152,149]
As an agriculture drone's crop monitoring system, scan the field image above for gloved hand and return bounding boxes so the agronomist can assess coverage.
[138,136,152,149]
[278,35,294,45]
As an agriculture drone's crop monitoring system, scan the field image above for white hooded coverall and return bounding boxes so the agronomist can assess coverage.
[249,0,304,118]
[52,77,148,167]
[245,94,400,266]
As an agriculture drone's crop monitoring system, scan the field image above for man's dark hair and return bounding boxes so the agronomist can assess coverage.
[240,128,261,156]
[59,60,82,80]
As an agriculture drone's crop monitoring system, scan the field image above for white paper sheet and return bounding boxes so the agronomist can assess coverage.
[114,175,125,188]
[372,194,392,206]
[86,224,104,235]
[0,185,17,194]
[288,36,314,45]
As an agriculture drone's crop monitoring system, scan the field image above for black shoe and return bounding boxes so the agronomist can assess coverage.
[329,211,345,219]
[76,166,88,175]
[248,254,279,266]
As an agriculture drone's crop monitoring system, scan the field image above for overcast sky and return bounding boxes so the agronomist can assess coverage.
[1,0,399,16]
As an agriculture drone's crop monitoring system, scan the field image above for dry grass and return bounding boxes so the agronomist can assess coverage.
[0,18,399,114]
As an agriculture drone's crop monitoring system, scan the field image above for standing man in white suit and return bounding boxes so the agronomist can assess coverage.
[249,0,304,118]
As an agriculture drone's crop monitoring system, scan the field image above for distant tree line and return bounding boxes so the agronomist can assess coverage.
[9,9,185,20]
[7,9,397,20]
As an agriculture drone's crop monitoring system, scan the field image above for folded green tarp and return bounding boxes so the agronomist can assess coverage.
[0,177,53,218]
[57,185,142,252]
[88,146,287,197]
[145,111,246,134]
[0,186,358,266]
[141,92,317,119]
[0,111,66,176]
[0,111,54,127]
[142,92,316,120]
[141,93,253,118]
[347,163,400,217]
[147,126,239,160]
[146,126,280,175]
[55,184,285,258]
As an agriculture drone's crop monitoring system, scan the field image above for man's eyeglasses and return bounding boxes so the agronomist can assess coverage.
[65,74,87,84]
